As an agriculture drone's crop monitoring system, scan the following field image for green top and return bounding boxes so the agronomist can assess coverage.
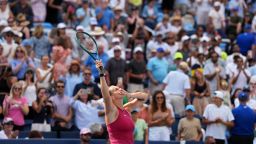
[134,119,148,141]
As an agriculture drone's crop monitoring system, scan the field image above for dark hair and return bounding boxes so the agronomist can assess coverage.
[55,79,65,87]
[231,88,242,105]
[150,90,167,113]
[28,130,43,139]
[24,69,34,82]
[36,87,47,103]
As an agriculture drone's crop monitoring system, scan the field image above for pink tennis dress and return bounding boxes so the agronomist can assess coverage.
[107,107,134,144]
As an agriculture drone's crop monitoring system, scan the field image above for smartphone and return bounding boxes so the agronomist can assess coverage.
[117,77,123,84]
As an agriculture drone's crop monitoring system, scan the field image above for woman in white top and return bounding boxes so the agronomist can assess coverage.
[36,55,52,89]
[0,0,13,21]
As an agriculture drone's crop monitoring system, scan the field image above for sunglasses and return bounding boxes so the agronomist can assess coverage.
[156,97,164,100]
[16,50,24,53]
[57,85,64,88]
[250,83,256,85]
[14,87,22,91]
[83,73,91,76]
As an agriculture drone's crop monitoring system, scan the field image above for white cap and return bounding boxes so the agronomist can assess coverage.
[90,17,98,25]
[213,91,224,100]
[1,26,13,34]
[112,37,120,43]
[76,25,85,31]
[80,128,91,135]
[57,23,66,29]
[250,75,256,83]
[113,45,122,51]
[190,34,197,40]
[181,35,190,42]
[133,46,143,53]
[214,1,221,7]
[0,20,7,26]
[200,36,210,42]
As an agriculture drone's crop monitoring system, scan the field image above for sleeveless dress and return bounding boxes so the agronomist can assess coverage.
[193,81,209,115]
[107,107,134,144]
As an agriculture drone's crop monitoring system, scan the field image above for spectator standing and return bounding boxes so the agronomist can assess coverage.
[30,25,51,59]
[65,60,83,97]
[203,91,234,144]
[0,0,13,21]
[250,76,256,100]
[73,67,101,99]
[90,27,109,54]
[11,0,33,27]
[142,0,161,29]
[1,27,18,62]
[95,0,114,31]
[45,0,63,25]
[177,105,202,142]
[10,46,35,80]
[85,44,109,83]
[31,0,47,22]
[105,46,127,86]
[236,25,254,56]
[76,0,95,30]
[229,92,256,144]
[147,48,169,95]
[231,57,251,91]
[163,62,191,115]
[50,80,73,131]
[127,46,146,93]
[35,55,52,89]
[3,82,29,131]
[148,91,174,141]
[208,1,225,36]
[203,52,226,95]
[31,87,51,132]
[191,67,210,116]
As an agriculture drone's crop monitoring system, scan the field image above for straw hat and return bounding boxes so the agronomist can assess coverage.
[90,27,105,36]
[16,13,30,26]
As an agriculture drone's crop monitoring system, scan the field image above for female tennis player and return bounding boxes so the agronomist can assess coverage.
[95,60,148,144]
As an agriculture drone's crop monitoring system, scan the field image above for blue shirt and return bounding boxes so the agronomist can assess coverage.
[85,53,109,79]
[147,57,169,83]
[11,58,34,79]
[231,104,256,136]
[236,32,254,55]
[76,8,95,29]
[95,7,114,30]
[249,66,256,76]
[65,73,83,97]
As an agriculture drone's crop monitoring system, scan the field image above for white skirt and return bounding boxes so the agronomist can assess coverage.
[149,126,171,141]
[31,120,51,132]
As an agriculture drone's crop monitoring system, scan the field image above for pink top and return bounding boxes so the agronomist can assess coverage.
[107,108,134,144]
[3,97,28,126]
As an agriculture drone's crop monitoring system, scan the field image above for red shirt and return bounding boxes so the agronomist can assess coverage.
[107,107,134,144]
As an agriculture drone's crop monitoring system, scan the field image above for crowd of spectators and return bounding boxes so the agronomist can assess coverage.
[0,0,256,143]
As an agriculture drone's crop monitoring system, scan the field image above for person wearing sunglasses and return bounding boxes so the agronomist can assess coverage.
[0,117,19,139]
[2,81,29,131]
[49,79,73,131]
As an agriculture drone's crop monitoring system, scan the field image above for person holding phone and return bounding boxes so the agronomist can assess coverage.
[95,60,148,144]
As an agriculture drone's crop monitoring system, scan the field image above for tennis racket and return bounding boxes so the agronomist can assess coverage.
[76,31,104,71]
[76,31,99,61]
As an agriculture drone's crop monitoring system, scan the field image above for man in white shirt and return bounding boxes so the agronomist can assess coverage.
[203,91,234,144]
[208,1,225,31]
[1,27,18,62]
[163,61,191,115]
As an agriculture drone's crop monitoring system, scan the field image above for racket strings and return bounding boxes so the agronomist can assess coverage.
[77,33,97,53]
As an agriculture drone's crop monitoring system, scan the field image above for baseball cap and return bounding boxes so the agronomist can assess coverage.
[250,75,256,84]
[76,25,85,31]
[3,117,14,125]
[113,45,122,51]
[80,128,91,135]
[0,19,7,26]
[157,47,165,53]
[214,1,221,7]
[174,52,183,60]
[185,105,195,112]
[90,17,98,25]
[131,109,139,114]
[112,37,120,43]
[57,23,66,29]
[200,36,210,42]
[213,91,224,100]
[133,46,143,53]
[181,35,190,42]
[238,92,249,101]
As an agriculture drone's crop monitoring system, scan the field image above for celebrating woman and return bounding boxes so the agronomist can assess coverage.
[95,60,148,144]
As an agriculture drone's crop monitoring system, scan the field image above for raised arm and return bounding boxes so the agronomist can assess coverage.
[96,60,117,124]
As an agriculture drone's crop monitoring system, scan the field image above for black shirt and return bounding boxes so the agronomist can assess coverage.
[128,59,146,84]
